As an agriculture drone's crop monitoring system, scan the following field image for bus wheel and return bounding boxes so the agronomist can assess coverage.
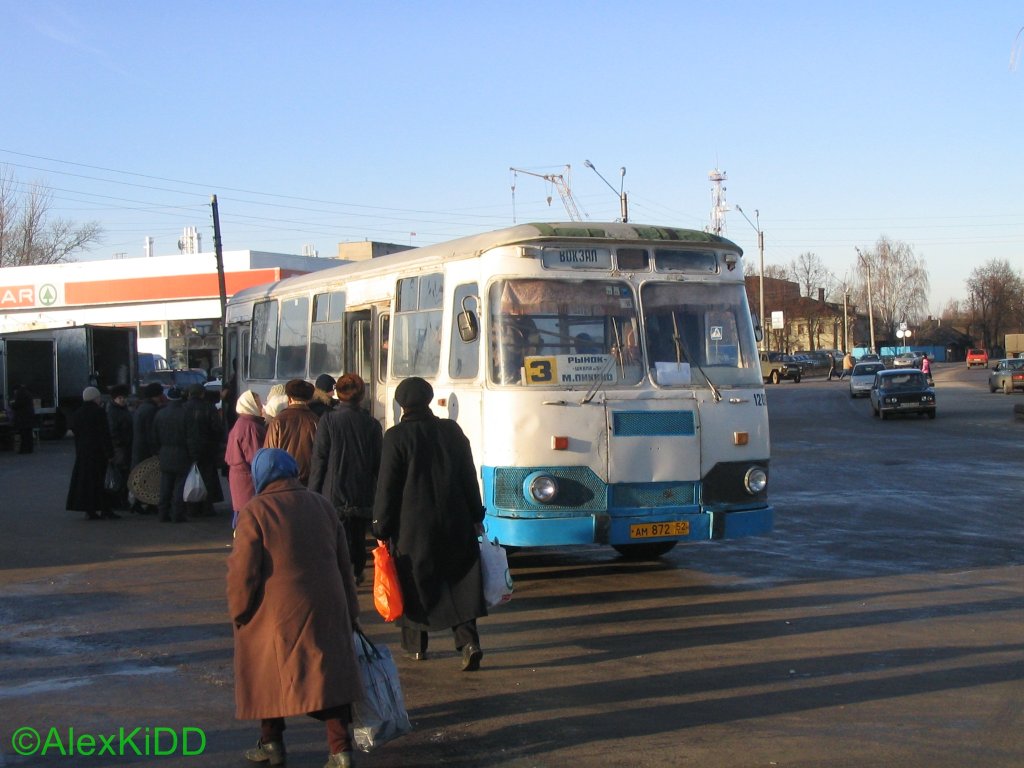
[612,541,677,560]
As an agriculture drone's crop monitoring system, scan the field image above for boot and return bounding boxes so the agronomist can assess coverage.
[244,739,286,766]
[324,751,353,768]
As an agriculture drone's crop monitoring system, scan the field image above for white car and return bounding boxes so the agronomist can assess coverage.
[849,362,886,398]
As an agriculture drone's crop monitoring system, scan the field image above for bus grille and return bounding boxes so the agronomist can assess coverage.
[611,482,699,508]
[492,467,606,511]
[611,411,695,437]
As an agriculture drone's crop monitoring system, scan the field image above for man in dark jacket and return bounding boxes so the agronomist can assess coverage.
[105,384,133,510]
[308,373,337,419]
[10,384,35,454]
[372,377,486,671]
[66,387,117,520]
[130,382,163,513]
[183,383,224,516]
[309,374,382,584]
[152,387,190,522]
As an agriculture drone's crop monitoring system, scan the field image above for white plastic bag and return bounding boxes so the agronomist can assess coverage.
[479,537,513,607]
[351,629,412,752]
[183,463,207,502]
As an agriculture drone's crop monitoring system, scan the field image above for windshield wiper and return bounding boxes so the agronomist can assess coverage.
[581,356,617,404]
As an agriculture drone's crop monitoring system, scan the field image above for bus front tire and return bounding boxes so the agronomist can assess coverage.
[612,541,677,560]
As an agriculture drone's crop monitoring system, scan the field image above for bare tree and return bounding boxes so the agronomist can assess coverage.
[789,251,831,298]
[853,236,930,342]
[966,259,1024,351]
[0,167,102,268]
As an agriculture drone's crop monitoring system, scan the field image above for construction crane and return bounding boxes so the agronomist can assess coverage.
[510,165,585,222]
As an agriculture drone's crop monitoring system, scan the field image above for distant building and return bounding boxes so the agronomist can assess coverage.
[0,246,407,372]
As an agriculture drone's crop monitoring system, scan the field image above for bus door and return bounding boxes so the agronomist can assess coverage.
[603,394,702,485]
[345,305,389,425]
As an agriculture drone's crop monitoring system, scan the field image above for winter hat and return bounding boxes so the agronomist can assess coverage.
[82,386,101,402]
[394,377,433,409]
[314,373,336,393]
[335,373,365,403]
[284,378,314,401]
[142,382,164,399]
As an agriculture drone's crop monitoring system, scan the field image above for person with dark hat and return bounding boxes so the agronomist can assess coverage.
[152,386,190,522]
[309,373,337,419]
[105,384,133,510]
[184,383,225,516]
[263,379,319,485]
[310,373,382,584]
[130,382,164,513]
[372,376,487,670]
[66,387,118,520]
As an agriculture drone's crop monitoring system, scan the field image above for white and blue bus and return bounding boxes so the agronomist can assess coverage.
[225,222,772,558]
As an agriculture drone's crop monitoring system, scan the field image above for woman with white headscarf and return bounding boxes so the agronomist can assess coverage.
[224,390,267,529]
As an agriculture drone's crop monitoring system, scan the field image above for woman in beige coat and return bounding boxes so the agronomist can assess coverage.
[228,447,363,768]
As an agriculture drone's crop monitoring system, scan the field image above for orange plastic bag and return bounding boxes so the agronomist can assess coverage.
[373,541,403,622]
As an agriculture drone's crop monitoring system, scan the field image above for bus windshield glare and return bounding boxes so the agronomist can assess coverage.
[489,278,643,387]
[641,282,762,388]
[488,278,761,389]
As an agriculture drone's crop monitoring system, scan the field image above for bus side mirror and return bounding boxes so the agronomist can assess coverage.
[457,296,479,343]
[751,311,763,343]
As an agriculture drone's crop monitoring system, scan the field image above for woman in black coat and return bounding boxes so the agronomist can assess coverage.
[309,374,383,584]
[372,377,486,671]
[66,387,116,520]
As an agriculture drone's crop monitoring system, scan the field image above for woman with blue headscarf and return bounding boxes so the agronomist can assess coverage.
[227,448,363,768]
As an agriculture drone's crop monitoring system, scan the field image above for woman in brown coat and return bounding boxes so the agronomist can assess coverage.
[227,447,363,768]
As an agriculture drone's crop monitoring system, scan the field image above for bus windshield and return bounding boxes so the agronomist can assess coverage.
[641,282,762,388]
[489,278,644,387]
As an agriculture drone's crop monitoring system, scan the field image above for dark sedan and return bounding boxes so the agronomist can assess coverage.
[869,369,936,420]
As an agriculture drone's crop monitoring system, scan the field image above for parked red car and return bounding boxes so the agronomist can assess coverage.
[966,348,989,368]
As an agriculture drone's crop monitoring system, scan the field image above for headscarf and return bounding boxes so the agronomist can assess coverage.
[251,447,298,494]
[82,386,101,403]
[235,390,263,418]
[264,393,289,419]
[395,377,433,409]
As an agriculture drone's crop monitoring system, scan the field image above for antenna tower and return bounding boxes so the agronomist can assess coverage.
[708,169,728,235]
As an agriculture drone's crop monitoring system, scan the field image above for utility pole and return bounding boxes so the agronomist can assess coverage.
[856,248,876,354]
[211,195,228,373]
[736,205,765,351]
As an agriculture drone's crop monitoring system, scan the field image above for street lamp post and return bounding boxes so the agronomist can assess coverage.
[584,159,628,222]
[735,205,765,351]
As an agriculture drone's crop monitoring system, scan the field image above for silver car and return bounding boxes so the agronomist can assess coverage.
[849,362,885,398]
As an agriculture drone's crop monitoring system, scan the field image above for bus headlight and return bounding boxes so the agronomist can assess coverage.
[525,473,559,504]
[744,467,768,495]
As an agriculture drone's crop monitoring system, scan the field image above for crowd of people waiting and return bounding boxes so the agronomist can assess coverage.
[58,370,488,767]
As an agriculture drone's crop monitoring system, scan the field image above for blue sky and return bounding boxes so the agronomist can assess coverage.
[2,1,1022,313]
